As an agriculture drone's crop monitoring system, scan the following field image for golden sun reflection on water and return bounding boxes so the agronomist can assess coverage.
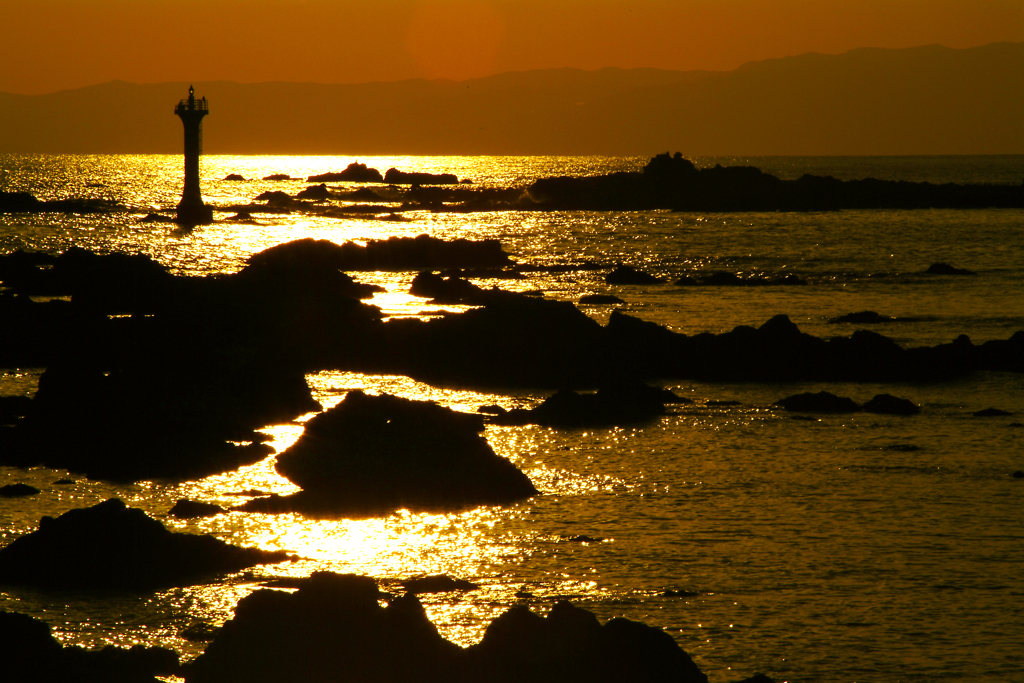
[149,369,630,649]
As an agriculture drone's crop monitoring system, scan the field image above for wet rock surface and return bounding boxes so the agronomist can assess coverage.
[0,499,293,590]
[239,391,537,516]
[183,572,710,683]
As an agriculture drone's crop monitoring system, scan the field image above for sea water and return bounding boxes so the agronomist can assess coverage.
[1,154,1023,682]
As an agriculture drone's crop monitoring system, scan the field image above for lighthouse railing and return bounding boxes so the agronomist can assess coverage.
[174,99,209,114]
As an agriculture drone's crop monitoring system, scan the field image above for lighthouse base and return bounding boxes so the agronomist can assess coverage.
[175,202,214,226]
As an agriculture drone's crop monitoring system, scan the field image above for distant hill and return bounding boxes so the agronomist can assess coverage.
[1,43,1021,155]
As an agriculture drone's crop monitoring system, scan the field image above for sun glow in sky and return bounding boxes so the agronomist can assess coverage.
[2,0,1020,95]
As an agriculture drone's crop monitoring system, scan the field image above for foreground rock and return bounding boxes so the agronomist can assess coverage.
[0,610,180,683]
[239,391,537,516]
[0,499,293,590]
[184,572,710,683]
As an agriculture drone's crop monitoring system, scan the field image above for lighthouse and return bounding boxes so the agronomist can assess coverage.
[174,85,214,224]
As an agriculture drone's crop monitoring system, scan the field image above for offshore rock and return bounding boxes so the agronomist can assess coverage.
[527,153,1024,212]
[183,573,709,683]
[308,162,384,183]
[973,407,1012,417]
[0,610,180,683]
[863,393,920,415]
[169,499,228,519]
[491,383,684,428]
[0,498,292,590]
[606,265,664,285]
[240,391,537,516]
[246,235,513,272]
[402,574,480,594]
[830,310,897,324]
[384,168,459,185]
[775,391,862,413]
[926,262,975,275]
[579,294,626,304]
[0,191,123,214]
[294,183,332,200]
[376,294,614,388]
[0,483,40,497]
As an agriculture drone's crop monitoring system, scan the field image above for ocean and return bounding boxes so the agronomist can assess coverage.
[1,153,1023,682]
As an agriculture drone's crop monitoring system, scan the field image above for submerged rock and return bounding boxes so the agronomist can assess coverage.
[0,498,293,590]
[183,572,709,683]
[240,391,537,516]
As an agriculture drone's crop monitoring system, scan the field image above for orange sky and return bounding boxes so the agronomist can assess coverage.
[3,0,1021,95]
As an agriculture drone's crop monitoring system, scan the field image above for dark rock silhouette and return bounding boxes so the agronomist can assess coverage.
[0,191,122,214]
[0,358,317,481]
[295,183,332,200]
[830,311,896,324]
[775,391,861,413]
[863,394,920,415]
[527,153,1024,212]
[183,572,709,683]
[223,174,246,181]
[973,407,1012,417]
[0,395,31,424]
[0,498,293,589]
[491,383,683,428]
[463,599,709,683]
[262,173,293,181]
[384,168,459,185]
[169,499,228,519]
[1013,470,1024,478]
[0,610,180,683]
[308,162,384,183]
[606,265,663,285]
[579,294,625,304]
[674,271,806,287]
[926,262,975,275]
[0,483,40,497]
[183,572,462,683]
[403,574,480,594]
[246,235,513,272]
[239,391,537,516]
[140,212,176,223]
